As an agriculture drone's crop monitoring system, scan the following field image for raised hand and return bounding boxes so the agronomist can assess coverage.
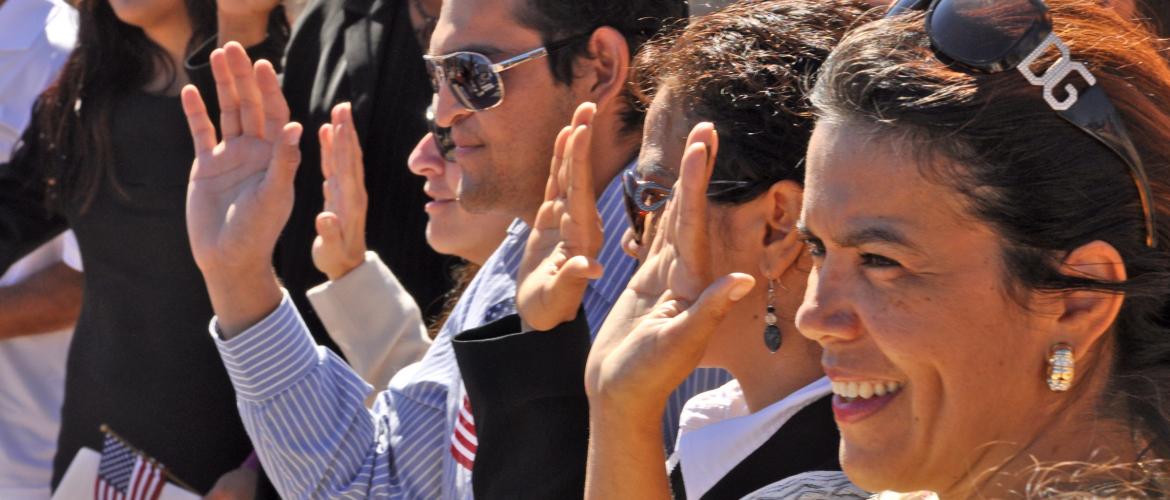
[585,123,754,413]
[182,42,302,336]
[515,103,605,331]
[311,103,369,281]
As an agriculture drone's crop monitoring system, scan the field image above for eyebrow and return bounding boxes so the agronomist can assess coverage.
[798,220,922,251]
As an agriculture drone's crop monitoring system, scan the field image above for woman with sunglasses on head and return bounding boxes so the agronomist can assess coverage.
[448,2,870,498]
[0,1,286,496]
[598,0,1170,497]
[304,104,513,397]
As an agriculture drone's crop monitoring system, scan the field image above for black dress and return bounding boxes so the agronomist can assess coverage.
[0,90,254,493]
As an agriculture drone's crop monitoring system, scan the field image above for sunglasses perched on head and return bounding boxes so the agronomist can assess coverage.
[424,33,590,112]
[426,104,455,162]
[887,0,1156,247]
[621,169,755,245]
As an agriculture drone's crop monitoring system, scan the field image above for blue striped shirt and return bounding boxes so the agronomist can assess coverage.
[212,168,731,499]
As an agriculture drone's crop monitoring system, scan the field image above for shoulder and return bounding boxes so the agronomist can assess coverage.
[742,471,871,500]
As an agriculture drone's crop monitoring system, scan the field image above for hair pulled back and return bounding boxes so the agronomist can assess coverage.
[812,0,1170,457]
[631,0,873,203]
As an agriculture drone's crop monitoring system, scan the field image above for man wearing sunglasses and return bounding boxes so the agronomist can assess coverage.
[180,0,737,499]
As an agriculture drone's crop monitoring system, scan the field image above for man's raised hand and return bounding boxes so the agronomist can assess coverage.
[182,42,301,336]
[516,102,606,331]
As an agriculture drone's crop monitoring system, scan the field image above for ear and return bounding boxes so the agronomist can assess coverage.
[758,180,805,279]
[575,27,631,113]
[1049,240,1127,355]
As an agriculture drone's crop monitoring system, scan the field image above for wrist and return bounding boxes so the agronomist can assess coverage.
[203,266,283,339]
[324,252,366,282]
[217,10,271,48]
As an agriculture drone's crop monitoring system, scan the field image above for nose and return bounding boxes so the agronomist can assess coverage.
[408,133,445,178]
[433,74,472,128]
[794,261,862,345]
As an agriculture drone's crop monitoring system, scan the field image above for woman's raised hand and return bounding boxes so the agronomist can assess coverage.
[586,123,754,415]
[311,103,370,281]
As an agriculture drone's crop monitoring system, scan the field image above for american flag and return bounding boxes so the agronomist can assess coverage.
[94,429,166,500]
[450,395,478,470]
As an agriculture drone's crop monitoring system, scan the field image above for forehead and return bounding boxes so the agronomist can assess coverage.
[636,87,693,179]
[431,0,543,55]
[802,121,976,237]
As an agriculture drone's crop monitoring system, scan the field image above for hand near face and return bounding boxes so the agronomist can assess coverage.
[182,42,301,335]
[516,103,606,331]
[312,103,370,281]
[585,123,754,415]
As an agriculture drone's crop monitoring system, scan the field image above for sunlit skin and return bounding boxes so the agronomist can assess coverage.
[625,86,822,411]
[795,121,1137,497]
[428,0,577,218]
[407,133,512,265]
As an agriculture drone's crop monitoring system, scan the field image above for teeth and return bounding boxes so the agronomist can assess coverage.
[832,380,902,400]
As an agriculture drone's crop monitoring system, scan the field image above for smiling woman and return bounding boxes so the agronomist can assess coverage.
[791,0,1170,497]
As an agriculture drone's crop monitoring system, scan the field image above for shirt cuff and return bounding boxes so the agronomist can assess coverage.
[211,290,320,402]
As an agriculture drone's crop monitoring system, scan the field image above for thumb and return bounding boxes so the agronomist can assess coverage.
[316,212,343,244]
[676,273,756,333]
[268,123,303,189]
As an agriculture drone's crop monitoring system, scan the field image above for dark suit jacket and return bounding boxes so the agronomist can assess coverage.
[276,0,454,350]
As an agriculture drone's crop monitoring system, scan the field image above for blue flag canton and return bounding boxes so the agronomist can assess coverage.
[97,433,136,493]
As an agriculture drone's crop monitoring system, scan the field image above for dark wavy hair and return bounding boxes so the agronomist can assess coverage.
[26,0,216,211]
[812,0,1170,459]
[629,0,873,203]
[511,0,688,133]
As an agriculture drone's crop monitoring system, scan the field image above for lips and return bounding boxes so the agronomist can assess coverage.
[829,379,904,424]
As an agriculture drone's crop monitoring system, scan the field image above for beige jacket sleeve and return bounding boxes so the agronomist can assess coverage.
[306,251,431,399]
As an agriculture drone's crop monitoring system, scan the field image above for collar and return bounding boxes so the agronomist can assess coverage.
[674,376,833,500]
[0,0,58,51]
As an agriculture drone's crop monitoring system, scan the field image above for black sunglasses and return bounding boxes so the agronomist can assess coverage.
[887,0,1156,247]
[621,169,754,245]
[424,34,590,112]
[426,104,455,162]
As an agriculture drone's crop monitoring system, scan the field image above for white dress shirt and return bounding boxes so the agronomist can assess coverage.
[0,1,79,498]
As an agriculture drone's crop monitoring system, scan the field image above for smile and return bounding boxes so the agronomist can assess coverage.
[830,380,903,424]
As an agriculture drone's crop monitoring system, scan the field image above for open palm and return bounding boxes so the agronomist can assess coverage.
[182,43,301,276]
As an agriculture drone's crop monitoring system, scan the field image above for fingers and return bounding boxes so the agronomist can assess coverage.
[544,126,573,202]
[181,85,216,156]
[566,105,598,226]
[562,254,605,281]
[674,123,717,249]
[256,59,290,141]
[318,123,335,179]
[332,104,366,202]
[225,42,265,137]
[209,48,241,139]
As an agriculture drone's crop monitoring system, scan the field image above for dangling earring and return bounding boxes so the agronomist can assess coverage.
[764,279,781,353]
[1047,343,1075,392]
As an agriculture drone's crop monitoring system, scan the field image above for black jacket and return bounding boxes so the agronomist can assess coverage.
[452,313,840,500]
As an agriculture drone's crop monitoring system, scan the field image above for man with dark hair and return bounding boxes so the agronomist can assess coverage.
[180,0,730,498]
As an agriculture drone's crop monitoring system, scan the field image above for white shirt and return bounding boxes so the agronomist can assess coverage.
[669,377,833,500]
[0,0,79,498]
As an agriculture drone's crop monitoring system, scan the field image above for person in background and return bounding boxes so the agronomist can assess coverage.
[205,0,456,356]
[0,0,286,496]
[0,1,82,498]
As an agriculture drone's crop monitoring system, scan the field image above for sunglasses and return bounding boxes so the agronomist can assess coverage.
[426,104,455,162]
[424,34,590,112]
[621,169,754,245]
[887,0,1156,247]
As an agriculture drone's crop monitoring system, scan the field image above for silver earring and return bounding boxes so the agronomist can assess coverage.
[764,280,781,353]
[1047,343,1075,392]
